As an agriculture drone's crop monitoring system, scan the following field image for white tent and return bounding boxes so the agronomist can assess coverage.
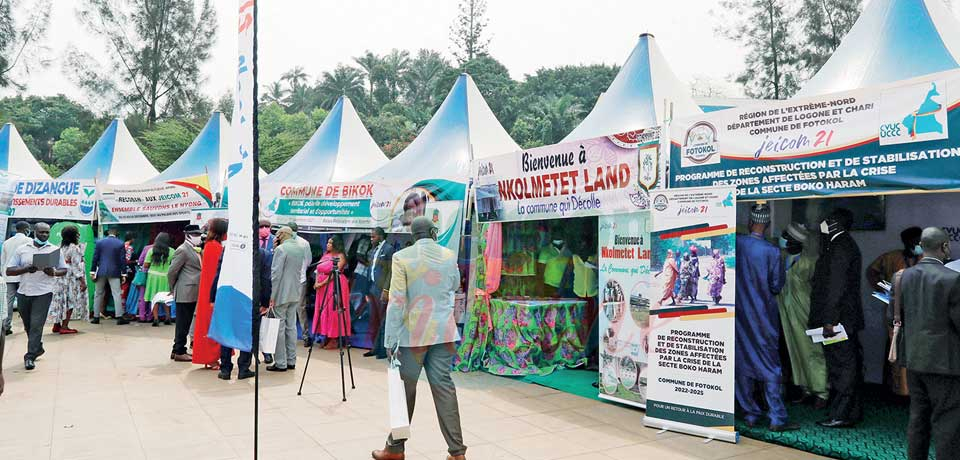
[796,0,960,97]
[0,123,50,179]
[60,119,158,184]
[153,112,231,192]
[267,96,387,184]
[564,33,702,142]
[361,73,519,183]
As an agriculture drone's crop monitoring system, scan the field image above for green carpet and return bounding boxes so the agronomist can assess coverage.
[517,369,928,460]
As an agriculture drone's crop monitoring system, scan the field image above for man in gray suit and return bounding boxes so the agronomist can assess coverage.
[373,217,465,460]
[168,225,204,361]
[900,227,960,459]
[267,226,306,372]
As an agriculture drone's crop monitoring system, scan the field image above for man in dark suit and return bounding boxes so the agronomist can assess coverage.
[92,227,128,325]
[218,246,273,380]
[365,227,395,359]
[168,225,203,361]
[808,208,864,428]
[900,227,960,458]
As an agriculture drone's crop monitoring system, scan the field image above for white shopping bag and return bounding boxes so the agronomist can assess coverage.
[259,314,281,354]
[387,357,411,440]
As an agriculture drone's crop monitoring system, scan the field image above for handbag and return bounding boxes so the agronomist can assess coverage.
[888,270,904,364]
[259,308,281,354]
[387,350,411,440]
[132,269,148,287]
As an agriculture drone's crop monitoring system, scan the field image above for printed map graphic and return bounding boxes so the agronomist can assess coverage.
[902,83,944,138]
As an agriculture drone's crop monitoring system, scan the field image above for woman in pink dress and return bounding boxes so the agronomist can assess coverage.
[654,249,679,307]
[313,235,351,349]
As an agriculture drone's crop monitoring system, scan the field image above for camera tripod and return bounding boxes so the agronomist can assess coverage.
[298,256,356,401]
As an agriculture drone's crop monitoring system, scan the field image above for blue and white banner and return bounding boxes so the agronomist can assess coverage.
[209,0,256,352]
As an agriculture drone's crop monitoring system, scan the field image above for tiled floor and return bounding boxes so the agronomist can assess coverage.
[0,322,829,460]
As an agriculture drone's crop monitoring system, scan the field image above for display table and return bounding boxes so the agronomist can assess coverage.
[457,297,588,376]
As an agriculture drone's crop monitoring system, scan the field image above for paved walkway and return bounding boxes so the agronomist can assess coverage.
[0,322,827,460]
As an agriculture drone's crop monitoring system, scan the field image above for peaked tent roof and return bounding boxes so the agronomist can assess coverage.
[153,112,231,191]
[0,123,50,179]
[361,73,519,183]
[563,33,702,142]
[267,96,387,184]
[60,119,158,184]
[796,0,960,97]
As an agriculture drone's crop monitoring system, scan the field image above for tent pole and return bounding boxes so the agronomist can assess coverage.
[251,2,262,460]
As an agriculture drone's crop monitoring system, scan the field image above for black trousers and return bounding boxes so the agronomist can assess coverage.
[18,293,52,360]
[907,370,960,460]
[172,302,197,355]
[824,331,863,421]
[219,313,260,371]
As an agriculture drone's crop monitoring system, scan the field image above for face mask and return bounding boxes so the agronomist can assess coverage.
[259,227,271,238]
[186,235,201,246]
[34,238,48,247]
[913,245,923,256]
[552,239,563,247]
[819,220,830,235]
[778,237,788,249]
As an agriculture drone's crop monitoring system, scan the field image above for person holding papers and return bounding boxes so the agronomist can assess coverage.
[809,208,864,428]
[899,227,960,459]
[5,222,66,370]
[734,204,795,432]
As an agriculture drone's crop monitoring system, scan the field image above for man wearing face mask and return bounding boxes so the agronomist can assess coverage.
[778,223,828,408]
[898,227,960,458]
[5,222,67,370]
[167,225,204,361]
[734,204,795,431]
[867,226,922,292]
[809,208,864,428]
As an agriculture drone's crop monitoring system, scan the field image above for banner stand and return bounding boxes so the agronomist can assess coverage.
[643,417,738,443]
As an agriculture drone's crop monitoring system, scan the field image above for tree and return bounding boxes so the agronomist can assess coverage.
[0,95,96,163]
[316,65,367,110]
[256,103,326,171]
[375,49,410,106]
[530,95,583,146]
[281,66,308,91]
[50,127,89,173]
[285,84,316,114]
[720,0,802,99]
[798,0,861,74]
[439,56,517,127]
[354,50,382,107]
[68,0,218,125]
[0,0,51,88]
[139,119,199,170]
[403,49,452,111]
[261,82,287,106]
[450,0,491,63]
[215,91,233,120]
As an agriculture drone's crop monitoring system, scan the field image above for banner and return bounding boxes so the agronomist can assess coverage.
[98,175,213,224]
[209,0,255,352]
[643,186,738,443]
[190,207,228,226]
[10,179,96,221]
[261,181,394,229]
[473,128,661,222]
[597,211,652,408]
[669,69,960,200]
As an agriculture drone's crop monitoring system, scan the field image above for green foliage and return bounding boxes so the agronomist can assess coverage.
[139,120,200,171]
[0,95,96,164]
[51,127,89,172]
[0,0,51,88]
[720,0,802,99]
[798,0,861,74]
[450,0,491,63]
[256,103,327,172]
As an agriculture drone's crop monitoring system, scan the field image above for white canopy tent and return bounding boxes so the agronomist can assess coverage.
[0,123,50,179]
[796,0,960,97]
[563,33,702,142]
[60,119,158,184]
[153,112,231,192]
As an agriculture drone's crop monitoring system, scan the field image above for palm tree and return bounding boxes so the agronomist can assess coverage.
[285,84,316,114]
[316,65,367,110]
[354,51,382,106]
[378,49,411,105]
[404,49,451,108]
[281,66,309,91]
[533,95,583,144]
[261,81,287,106]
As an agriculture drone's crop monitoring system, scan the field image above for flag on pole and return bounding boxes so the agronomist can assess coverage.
[209,0,257,352]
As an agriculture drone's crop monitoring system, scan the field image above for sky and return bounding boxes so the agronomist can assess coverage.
[15,0,751,108]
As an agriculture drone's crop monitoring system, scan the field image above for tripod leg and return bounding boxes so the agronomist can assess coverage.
[297,331,316,396]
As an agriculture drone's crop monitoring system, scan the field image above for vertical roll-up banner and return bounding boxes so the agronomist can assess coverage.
[208,0,256,352]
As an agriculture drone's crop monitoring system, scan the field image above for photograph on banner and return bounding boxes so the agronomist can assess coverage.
[10,179,97,221]
[643,186,737,442]
[597,211,652,408]
[386,179,465,232]
[0,171,19,215]
[669,68,960,200]
[98,175,214,224]
[474,128,662,223]
[191,207,229,226]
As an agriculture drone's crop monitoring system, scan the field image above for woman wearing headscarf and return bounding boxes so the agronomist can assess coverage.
[709,249,726,305]
[679,253,694,302]
[313,234,351,349]
[143,233,175,327]
[192,219,227,368]
[688,246,701,301]
[49,226,86,334]
[654,249,679,307]
[778,222,828,407]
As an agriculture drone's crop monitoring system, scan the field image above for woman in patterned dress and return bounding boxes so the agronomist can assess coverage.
[709,249,726,305]
[49,226,86,334]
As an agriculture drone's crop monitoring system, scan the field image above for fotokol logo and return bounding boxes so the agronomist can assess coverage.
[681,121,720,166]
[653,194,669,212]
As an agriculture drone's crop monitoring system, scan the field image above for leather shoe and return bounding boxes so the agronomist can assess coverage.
[265,365,287,372]
[4,328,11,335]
[363,350,376,357]
[172,353,192,362]
[769,422,800,432]
[24,358,36,370]
[817,419,856,428]
[218,369,231,380]
[813,397,829,410]
[371,449,404,460]
[90,318,100,325]
[238,369,255,380]
[116,318,130,325]
[287,364,295,370]
[263,354,274,364]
